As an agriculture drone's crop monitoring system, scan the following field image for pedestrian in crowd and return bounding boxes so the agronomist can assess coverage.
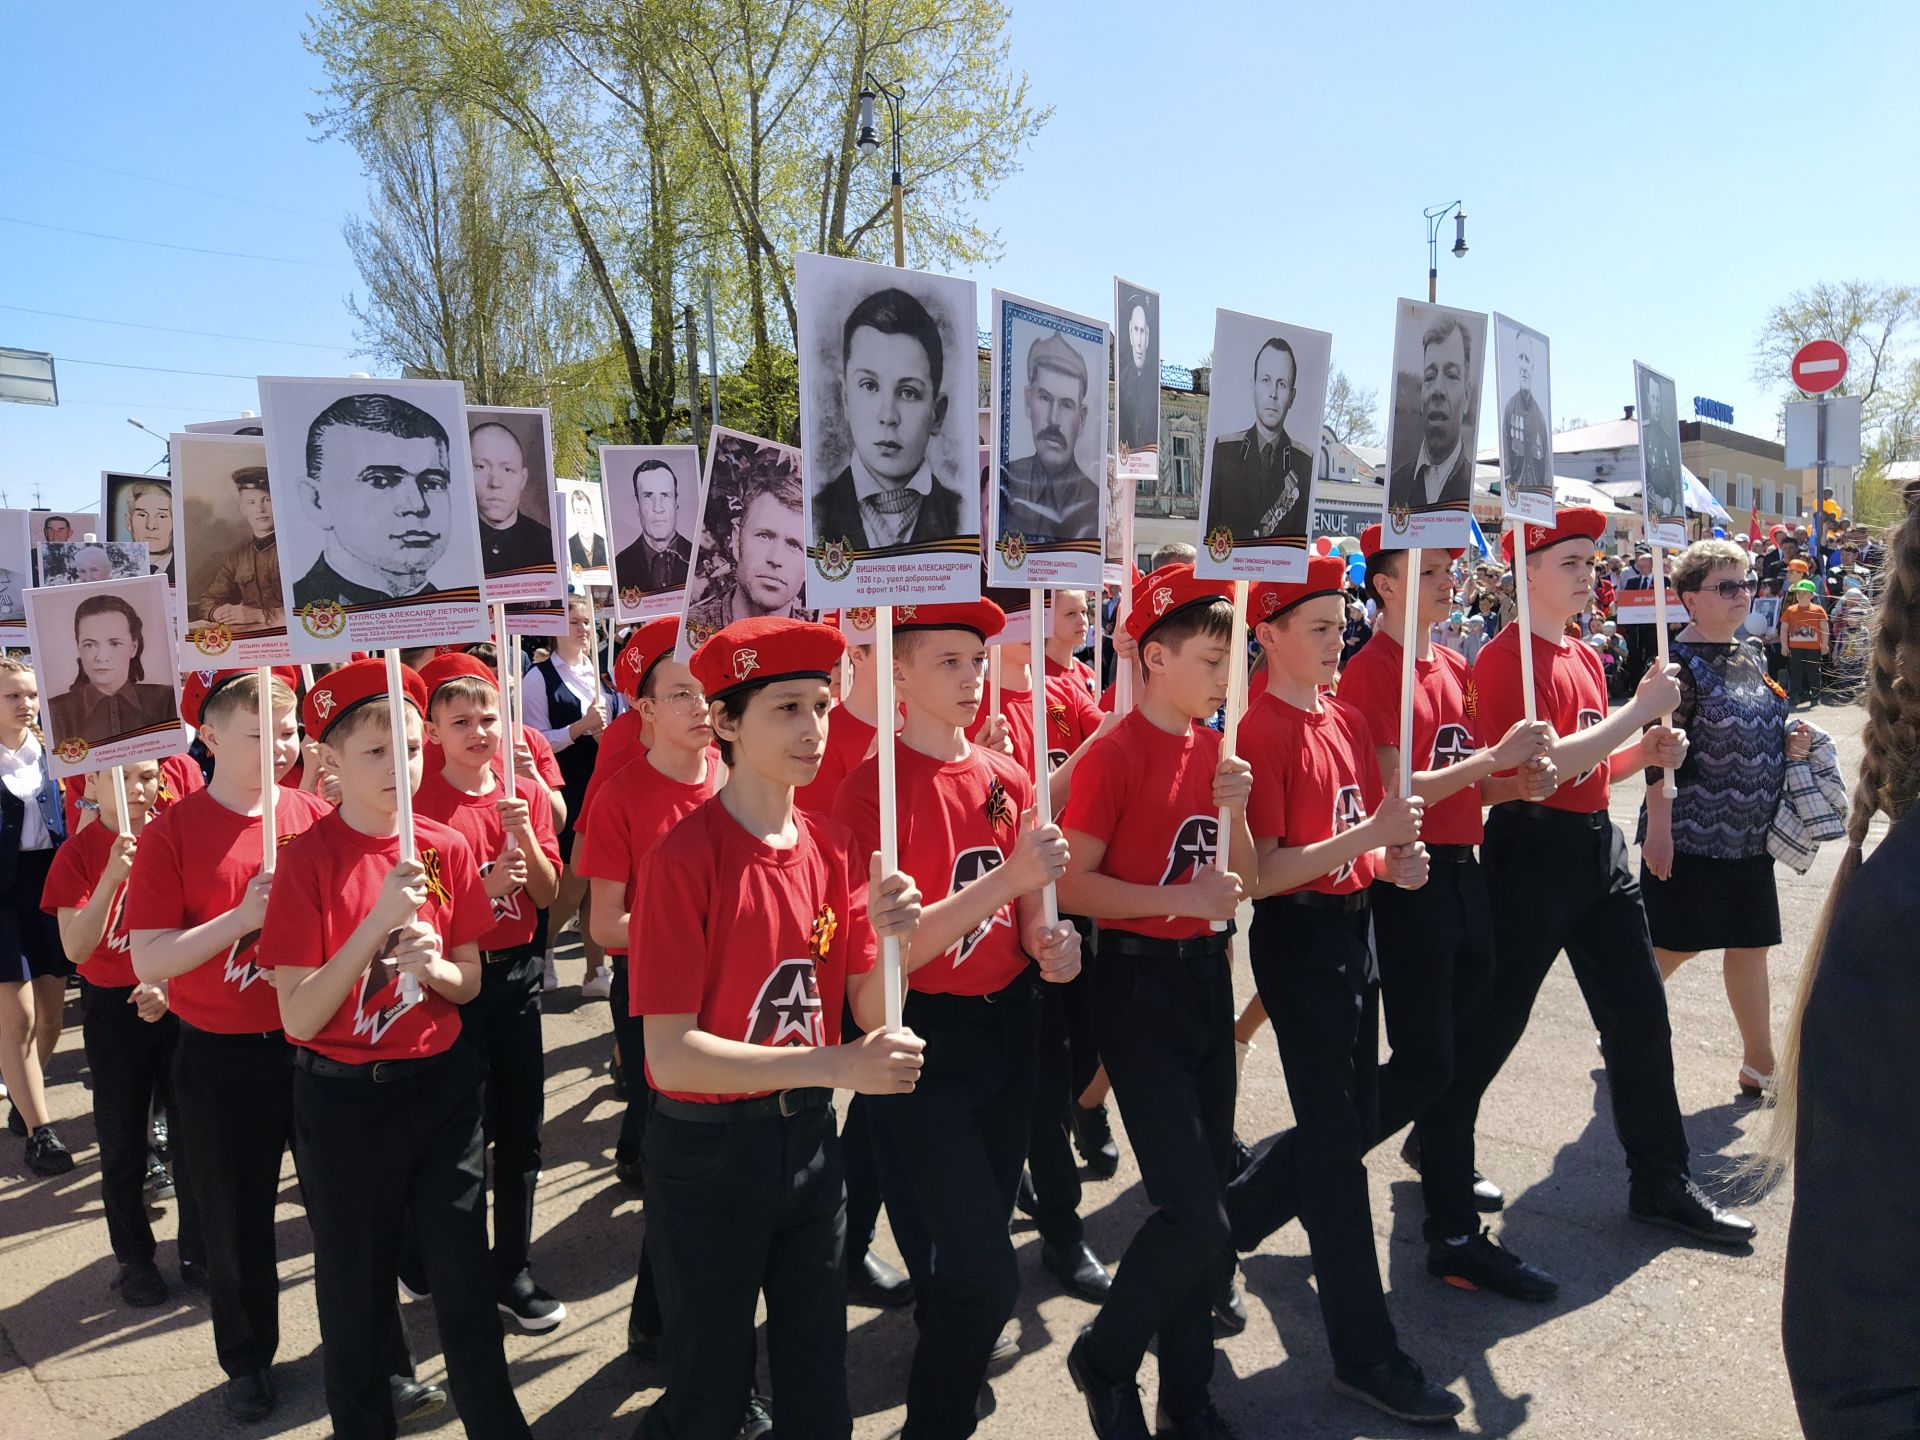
[1772,486,1920,1440]
[1639,539,1812,1101]
[1779,579,1830,707]
[525,594,611,989]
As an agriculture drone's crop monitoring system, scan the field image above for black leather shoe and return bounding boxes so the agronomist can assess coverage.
[1073,1103,1121,1179]
[1427,1229,1559,1302]
[115,1259,169,1308]
[1015,1168,1039,1218]
[848,1249,915,1307]
[224,1368,275,1423]
[1330,1353,1464,1425]
[987,1319,1020,1371]
[1211,1260,1247,1337]
[389,1376,447,1427]
[1154,1399,1238,1438]
[1630,1176,1757,1247]
[1042,1239,1112,1302]
[1399,1128,1503,1211]
[24,1124,73,1176]
[740,1392,773,1440]
[1067,1327,1150,1440]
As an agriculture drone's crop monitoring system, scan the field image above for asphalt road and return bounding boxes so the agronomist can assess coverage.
[1,704,1860,1439]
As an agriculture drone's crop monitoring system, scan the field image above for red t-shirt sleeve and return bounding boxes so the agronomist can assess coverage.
[576,787,629,883]
[1347,706,1386,811]
[40,837,97,915]
[821,817,877,980]
[1335,648,1396,754]
[526,727,564,789]
[829,763,882,870]
[261,839,327,970]
[1058,731,1121,842]
[1244,715,1289,842]
[437,835,493,950]
[121,811,187,931]
[629,837,711,1016]
[1472,639,1525,763]
[528,786,562,873]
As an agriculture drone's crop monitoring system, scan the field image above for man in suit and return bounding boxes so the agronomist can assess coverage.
[1388,313,1474,517]
[1204,335,1312,542]
[292,392,451,609]
[812,287,964,556]
[471,421,555,577]
[1501,345,1551,497]
[567,488,608,573]
[1116,293,1158,453]
[1003,332,1099,546]
[1639,380,1683,525]
[612,457,692,593]
[1620,548,1659,684]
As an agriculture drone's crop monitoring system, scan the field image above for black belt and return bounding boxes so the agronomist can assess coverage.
[481,948,525,966]
[653,1087,830,1123]
[1100,928,1232,960]
[907,975,1031,1010]
[1498,802,1610,831]
[177,1018,285,1044]
[293,1046,449,1084]
[1278,888,1370,914]
[1426,844,1476,863]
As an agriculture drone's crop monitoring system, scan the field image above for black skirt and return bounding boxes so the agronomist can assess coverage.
[1640,849,1782,952]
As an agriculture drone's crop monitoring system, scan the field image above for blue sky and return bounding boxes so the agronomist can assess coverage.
[5,0,1917,509]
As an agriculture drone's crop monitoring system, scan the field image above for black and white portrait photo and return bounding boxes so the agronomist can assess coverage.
[1381,298,1489,551]
[25,573,187,779]
[170,431,291,665]
[987,289,1109,589]
[37,542,150,587]
[795,253,979,608]
[677,428,809,657]
[1195,309,1332,582]
[602,444,700,622]
[468,405,563,605]
[562,479,610,583]
[0,510,30,636]
[184,416,266,436]
[1115,280,1160,457]
[257,375,487,657]
[103,472,179,586]
[1493,313,1555,525]
[1635,361,1688,547]
[28,512,98,585]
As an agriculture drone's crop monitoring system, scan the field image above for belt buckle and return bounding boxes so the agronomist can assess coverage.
[371,1060,395,1084]
[777,1088,801,1117]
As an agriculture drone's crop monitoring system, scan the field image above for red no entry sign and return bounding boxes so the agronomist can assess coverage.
[1791,339,1848,395]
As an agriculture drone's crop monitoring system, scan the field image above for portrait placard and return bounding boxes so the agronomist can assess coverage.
[171,431,292,665]
[674,428,809,660]
[37,541,150,586]
[601,444,701,622]
[1194,308,1332,582]
[28,512,99,583]
[987,290,1110,589]
[258,375,487,659]
[1379,298,1489,551]
[1114,278,1160,474]
[469,405,564,606]
[1634,361,1688,549]
[560,477,611,587]
[25,573,187,779]
[796,253,980,608]
[0,510,31,642]
[102,471,182,590]
[1493,314,1555,525]
[184,416,266,436]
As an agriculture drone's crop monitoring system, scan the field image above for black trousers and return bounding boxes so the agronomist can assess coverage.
[642,1101,850,1440]
[294,1043,529,1440]
[838,996,923,1272]
[874,979,1037,1440]
[1026,916,1096,1251]
[1082,942,1236,1419]
[465,944,545,1284]
[82,983,202,1268]
[610,954,648,1166]
[171,1023,292,1375]
[1418,805,1691,1241]
[1228,901,1398,1368]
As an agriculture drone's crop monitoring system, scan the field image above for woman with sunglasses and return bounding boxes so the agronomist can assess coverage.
[1639,539,1811,1101]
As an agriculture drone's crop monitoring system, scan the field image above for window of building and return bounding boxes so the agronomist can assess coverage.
[1736,472,1753,509]
[1709,467,1728,503]
[1759,476,1776,513]
[1170,434,1194,496]
[1783,485,1800,517]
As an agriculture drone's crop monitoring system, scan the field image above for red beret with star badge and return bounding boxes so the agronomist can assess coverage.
[1246,554,1351,625]
[690,617,846,705]
[302,657,428,743]
[1500,506,1609,564]
[1123,563,1234,646]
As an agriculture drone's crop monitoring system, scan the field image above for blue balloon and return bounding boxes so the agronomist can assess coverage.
[1346,554,1367,582]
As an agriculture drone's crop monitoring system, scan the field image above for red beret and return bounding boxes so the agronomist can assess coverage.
[614,616,680,701]
[1247,554,1351,624]
[417,652,499,703]
[690,618,846,704]
[304,657,429,743]
[891,599,1007,641]
[1500,507,1609,564]
[180,666,300,731]
[1124,564,1233,645]
[1359,524,1462,561]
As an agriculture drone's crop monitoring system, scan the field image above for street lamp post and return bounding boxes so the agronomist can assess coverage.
[1422,201,1468,303]
[857,77,906,267]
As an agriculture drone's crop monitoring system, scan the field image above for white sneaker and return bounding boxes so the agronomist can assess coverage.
[542,951,560,991]
[581,968,613,1000]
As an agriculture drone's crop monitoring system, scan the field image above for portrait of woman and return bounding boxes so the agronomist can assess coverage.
[46,594,176,746]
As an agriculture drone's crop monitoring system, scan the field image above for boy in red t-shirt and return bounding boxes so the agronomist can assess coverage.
[1056,565,1255,1438]
[416,654,563,1332]
[1433,509,1754,1256]
[1226,555,1463,1426]
[263,658,530,1440]
[126,669,331,1420]
[44,759,203,1310]
[630,617,924,1440]
[832,600,1079,1438]
[795,638,877,814]
[1335,531,1559,1301]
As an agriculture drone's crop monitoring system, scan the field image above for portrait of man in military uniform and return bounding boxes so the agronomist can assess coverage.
[1204,335,1313,542]
[1494,314,1554,520]
[198,465,284,629]
[1636,363,1686,529]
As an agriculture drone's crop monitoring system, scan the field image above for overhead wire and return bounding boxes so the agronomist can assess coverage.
[0,215,346,269]
[0,303,352,352]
